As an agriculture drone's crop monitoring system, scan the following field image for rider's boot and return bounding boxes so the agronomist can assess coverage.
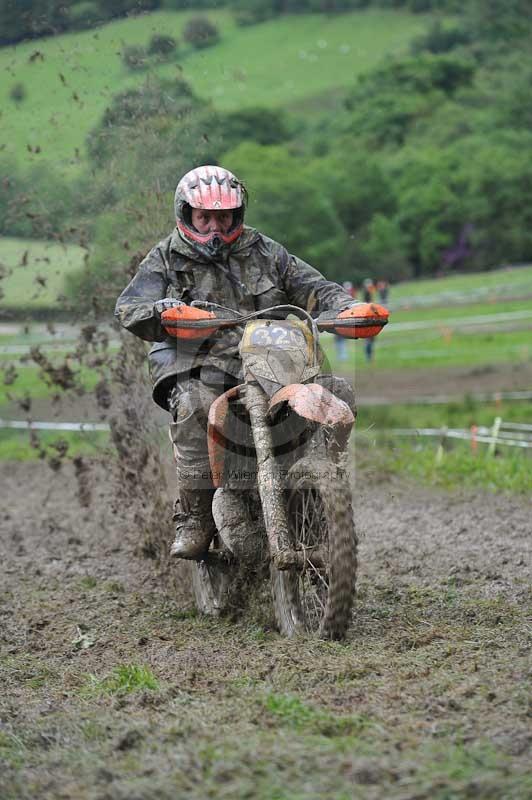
[211,488,265,563]
[171,487,216,559]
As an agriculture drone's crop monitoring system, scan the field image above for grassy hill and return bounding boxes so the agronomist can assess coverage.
[0,9,430,175]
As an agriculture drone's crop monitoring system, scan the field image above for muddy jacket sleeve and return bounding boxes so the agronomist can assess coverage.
[278,249,354,316]
[114,245,170,342]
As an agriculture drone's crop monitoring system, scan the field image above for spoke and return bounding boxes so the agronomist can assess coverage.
[289,483,332,631]
[306,557,328,591]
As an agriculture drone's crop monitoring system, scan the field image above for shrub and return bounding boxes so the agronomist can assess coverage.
[183,16,220,49]
[69,1,104,31]
[10,83,26,103]
[147,33,177,57]
[411,21,472,55]
[121,45,148,71]
[234,0,279,26]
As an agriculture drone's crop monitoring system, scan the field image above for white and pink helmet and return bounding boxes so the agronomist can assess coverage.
[174,165,247,249]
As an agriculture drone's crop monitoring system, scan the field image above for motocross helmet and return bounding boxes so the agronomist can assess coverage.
[174,165,247,254]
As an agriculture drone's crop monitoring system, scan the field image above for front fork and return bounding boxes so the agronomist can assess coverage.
[244,382,294,569]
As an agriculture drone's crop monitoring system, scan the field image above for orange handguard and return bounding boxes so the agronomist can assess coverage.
[161,305,217,340]
[335,302,389,339]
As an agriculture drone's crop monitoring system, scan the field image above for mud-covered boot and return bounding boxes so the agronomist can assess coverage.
[170,489,215,560]
[211,488,265,564]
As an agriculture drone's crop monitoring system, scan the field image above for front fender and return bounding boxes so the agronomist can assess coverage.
[268,383,354,452]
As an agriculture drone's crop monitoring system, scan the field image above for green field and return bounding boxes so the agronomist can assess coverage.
[323,328,531,370]
[1,9,430,173]
[0,237,86,310]
[0,427,108,460]
[389,265,532,306]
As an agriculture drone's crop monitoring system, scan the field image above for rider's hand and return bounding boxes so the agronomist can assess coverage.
[153,298,185,318]
[317,302,362,322]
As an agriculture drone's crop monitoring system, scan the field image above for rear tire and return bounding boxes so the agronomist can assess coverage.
[271,458,357,639]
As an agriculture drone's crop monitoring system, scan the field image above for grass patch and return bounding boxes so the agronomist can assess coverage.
[359,398,532,430]
[391,297,532,323]
[0,429,109,461]
[85,664,159,697]
[263,692,370,737]
[0,361,102,404]
[363,438,531,494]
[0,730,26,769]
[354,399,532,493]
[412,741,516,799]
[389,264,532,303]
[0,237,86,311]
[323,328,532,371]
[79,575,98,590]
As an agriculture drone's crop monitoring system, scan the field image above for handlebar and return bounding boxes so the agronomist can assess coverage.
[161,306,388,332]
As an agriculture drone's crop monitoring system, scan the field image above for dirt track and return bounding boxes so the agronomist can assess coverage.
[352,360,532,404]
[1,457,531,798]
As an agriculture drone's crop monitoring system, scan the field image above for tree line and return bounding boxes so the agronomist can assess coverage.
[0,0,460,46]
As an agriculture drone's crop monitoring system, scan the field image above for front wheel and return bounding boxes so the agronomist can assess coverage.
[271,458,357,639]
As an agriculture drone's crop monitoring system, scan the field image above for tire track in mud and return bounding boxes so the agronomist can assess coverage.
[1,457,529,656]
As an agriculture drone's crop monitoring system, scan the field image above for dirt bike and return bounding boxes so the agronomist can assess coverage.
[162,301,388,639]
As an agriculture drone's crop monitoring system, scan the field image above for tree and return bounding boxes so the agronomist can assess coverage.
[344,54,475,147]
[217,107,292,147]
[183,16,220,49]
[0,0,69,45]
[147,33,178,58]
[121,44,148,71]
[87,77,198,166]
[223,142,349,279]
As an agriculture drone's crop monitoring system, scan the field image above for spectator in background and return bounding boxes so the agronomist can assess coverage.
[377,279,389,305]
[362,278,376,363]
[336,281,356,361]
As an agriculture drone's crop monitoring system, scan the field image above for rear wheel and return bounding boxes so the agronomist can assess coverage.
[271,459,357,639]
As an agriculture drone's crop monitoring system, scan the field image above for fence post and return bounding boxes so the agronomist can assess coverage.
[435,426,447,465]
[487,416,502,457]
[470,424,478,454]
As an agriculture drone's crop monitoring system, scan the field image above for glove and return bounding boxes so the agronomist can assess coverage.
[317,302,362,323]
[153,298,184,318]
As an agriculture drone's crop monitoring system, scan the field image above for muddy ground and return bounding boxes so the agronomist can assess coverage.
[1,453,531,799]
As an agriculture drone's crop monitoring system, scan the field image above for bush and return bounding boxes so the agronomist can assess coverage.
[183,16,220,49]
[218,107,293,147]
[87,77,198,165]
[411,21,472,55]
[69,1,105,31]
[121,45,148,71]
[147,33,177,57]
[10,83,26,103]
[234,0,279,26]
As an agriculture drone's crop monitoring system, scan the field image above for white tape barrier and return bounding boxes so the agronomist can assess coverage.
[357,390,532,406]
[0,419,110,432]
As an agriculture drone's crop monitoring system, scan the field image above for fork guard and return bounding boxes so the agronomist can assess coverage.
[268,383,355,453]
[207,385,245,489]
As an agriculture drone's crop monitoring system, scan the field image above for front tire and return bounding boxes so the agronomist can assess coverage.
[271,458,357,639]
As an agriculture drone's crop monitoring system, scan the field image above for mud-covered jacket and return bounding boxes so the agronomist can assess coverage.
[115,226,354,409]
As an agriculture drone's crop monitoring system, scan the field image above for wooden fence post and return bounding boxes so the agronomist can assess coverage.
[435,426,448,465]
[487,416,502,457]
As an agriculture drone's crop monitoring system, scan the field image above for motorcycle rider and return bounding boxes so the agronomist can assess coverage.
[115,165,358,560]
